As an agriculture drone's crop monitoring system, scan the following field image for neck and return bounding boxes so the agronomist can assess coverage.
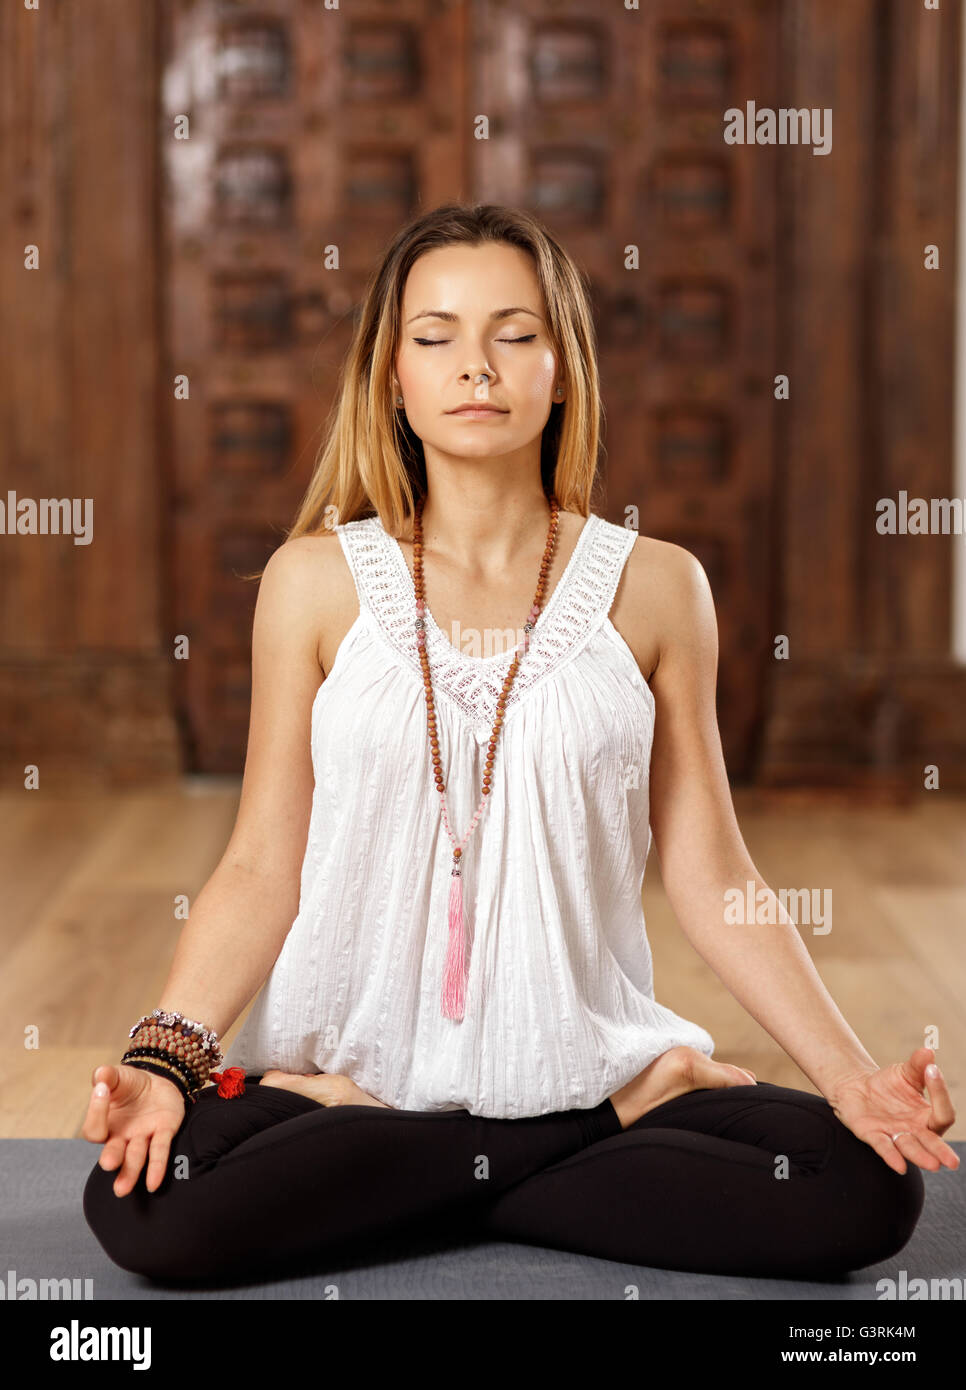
[413,473,554,571]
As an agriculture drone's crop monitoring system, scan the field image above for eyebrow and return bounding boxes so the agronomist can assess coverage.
[405,306,542,325]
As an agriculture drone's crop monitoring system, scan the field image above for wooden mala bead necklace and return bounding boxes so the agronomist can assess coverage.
[412,493,561,1020]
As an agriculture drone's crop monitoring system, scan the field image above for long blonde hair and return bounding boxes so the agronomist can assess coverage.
[287,201,604,545]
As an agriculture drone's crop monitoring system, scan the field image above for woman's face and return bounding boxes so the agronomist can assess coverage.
[393,242,562,464]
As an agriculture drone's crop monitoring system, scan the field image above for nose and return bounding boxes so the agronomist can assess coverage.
[462,367,494,400]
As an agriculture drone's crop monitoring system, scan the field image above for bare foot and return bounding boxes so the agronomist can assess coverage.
[258,1070,391,1109]
[609,1046,758,1130]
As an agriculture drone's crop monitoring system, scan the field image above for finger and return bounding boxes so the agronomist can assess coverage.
[865,1131,907,1177]
[97,1137,128,1173]
[909,1127,960,1172]
[144,1131,175,1194]
[81,1079,114,1144]
[923,1065,956,1132]
[898,1046,934,1093]
[892,1130,941,1173]
[112,1136,148,1198]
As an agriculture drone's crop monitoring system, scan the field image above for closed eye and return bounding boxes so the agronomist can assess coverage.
[412,336,537,346]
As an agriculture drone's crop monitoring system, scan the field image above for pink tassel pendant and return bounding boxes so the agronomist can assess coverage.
[441,854,467,1020]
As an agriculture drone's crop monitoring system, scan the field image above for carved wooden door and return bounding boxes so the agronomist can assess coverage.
[162,0,779,776]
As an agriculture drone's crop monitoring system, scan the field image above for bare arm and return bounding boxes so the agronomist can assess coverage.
[154,537,329,1043]
[642,544,879,1099]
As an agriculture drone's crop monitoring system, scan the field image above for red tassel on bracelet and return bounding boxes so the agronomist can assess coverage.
[210,1067,246,1098]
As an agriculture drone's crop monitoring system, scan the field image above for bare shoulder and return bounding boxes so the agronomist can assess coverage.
[257,529,358,674]
[262,528,349,589]
[611,530,718,681]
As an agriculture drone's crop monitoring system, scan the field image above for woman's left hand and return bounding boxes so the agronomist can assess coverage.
[824,1045,959,1175]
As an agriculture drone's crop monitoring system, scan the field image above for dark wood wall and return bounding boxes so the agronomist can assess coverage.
[1,0,964,791]
[0,0,180,784]
[762,0,966,793]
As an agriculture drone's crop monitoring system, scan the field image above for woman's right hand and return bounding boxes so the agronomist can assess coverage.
[81,1063,187,1197]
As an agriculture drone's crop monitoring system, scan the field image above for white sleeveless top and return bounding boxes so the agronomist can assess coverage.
[225,510,715,1117]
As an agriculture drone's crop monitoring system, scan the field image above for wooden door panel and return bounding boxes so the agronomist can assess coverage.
[161,0,466,770]
[473,1,780,774]
[158,0,963,787]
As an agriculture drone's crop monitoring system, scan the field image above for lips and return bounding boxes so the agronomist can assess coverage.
[447,406,508,415]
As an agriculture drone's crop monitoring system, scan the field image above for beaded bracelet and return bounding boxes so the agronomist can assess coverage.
[122,1007,223,1106]
[122,1044,200,1093]
[128,1009,223,1069]
[127,1024,213,1089]
[120,1056,197,1107]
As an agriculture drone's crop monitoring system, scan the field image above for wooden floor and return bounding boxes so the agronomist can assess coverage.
[1,782,963,1139]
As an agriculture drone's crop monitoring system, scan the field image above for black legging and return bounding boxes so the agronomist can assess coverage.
[82,1077,925,1284]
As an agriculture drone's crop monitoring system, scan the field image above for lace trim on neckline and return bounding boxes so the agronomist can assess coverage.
[342,512,636,731]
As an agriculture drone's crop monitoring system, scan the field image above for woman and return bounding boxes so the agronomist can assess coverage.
[82,203,957,1284]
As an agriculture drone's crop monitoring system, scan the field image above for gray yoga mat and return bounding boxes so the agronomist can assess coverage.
[1,1139,962,1300]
